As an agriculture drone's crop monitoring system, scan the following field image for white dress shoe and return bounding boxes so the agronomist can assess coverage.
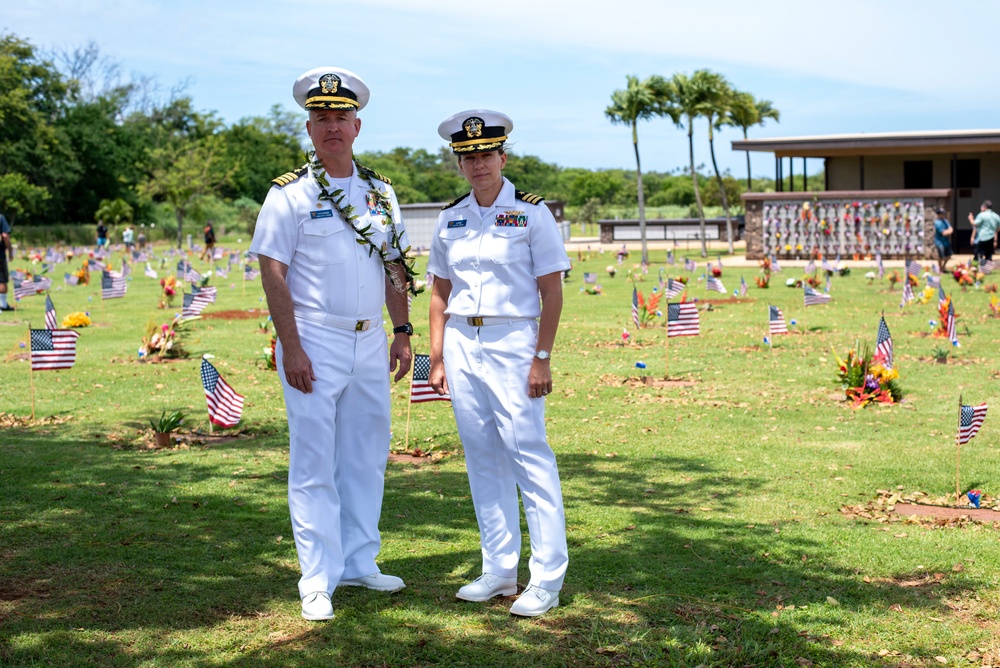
[339,572,406,592]
[455,573,518,602]
[509,584,559,617]
[301,591,334,620]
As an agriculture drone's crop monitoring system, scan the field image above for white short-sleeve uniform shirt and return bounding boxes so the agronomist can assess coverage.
[427,178,569,317]
[250,163,407,319]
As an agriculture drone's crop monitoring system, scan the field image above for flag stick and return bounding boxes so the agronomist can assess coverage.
[956,394,963,501]
[664,323,669,379]
[404,372,415,452]
[27,323,36,421]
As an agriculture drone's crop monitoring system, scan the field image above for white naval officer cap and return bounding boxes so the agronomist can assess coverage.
[293,67,370,111]
[438,109,513,154]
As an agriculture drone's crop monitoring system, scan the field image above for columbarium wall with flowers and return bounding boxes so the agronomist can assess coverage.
[742,190,951,261]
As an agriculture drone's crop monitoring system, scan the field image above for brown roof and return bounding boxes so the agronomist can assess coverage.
[732,129,1000,157]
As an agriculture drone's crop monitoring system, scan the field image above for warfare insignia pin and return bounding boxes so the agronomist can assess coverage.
[463,117,484,138]
[319,73,341,94]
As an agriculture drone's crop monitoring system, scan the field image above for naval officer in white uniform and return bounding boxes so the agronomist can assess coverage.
[427,110,570,617]
[250,67,414,621]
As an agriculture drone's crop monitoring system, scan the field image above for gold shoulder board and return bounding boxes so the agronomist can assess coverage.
[442,193,471,210]
[271,166,307,188]
[515,190,545,205]
[356,163,392,185]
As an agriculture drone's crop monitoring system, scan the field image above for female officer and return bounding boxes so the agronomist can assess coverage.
[427,110,570,617]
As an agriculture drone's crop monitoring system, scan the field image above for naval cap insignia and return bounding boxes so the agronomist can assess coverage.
[463,117,484,138]
[319,73,341,94]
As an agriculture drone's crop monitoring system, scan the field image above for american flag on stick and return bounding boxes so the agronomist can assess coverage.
[804,259,816,274]
[631,288,640,328]
[876,253,885,280]
[14,276,49,299]
[583,272,597,284]
[770,256,782,273]
[193,285,217,303]
[666,302,699,337]
[875,316,893,369]
[201,358,244,427]
[243,264,260,281]
[899,280,914,308]
[738,276,749,297]
[906,260,922,280]
[410,353,450,403]
[768,305,788,335]
[821,258,834,273]
[666,250,675,265]
[803,284,831,306]
[938,284,947,308]
[706,276,726,294]
[662,278,685,299]
[45,294,57,330]
[64,272,79,286]
[982,259,997,274]
[102,270,127,299]
[683,258,696,272]
[30,328,79,371]
[958,403,987,445]
[182,291,212,317]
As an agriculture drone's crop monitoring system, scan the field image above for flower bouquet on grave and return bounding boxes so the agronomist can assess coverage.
[833,343,902,409]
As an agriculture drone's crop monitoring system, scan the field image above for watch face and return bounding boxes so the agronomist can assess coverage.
[535,350,550,360]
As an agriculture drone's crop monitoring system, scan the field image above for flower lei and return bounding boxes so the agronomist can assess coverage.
[308,152,418,294]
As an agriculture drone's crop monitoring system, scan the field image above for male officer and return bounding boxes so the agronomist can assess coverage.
[250,67,413,621]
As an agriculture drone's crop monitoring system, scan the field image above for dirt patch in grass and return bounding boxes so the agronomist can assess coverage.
[388,451,452,465]
[599,373,696,388]
[202,309,269,321]
[892,503,1000,522]
[841,490,1000,528]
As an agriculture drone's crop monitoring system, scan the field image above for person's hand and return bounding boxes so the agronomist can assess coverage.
[429,358,449,396]
[282,344,316,394]
[388,335,412,383]
[528,358,552,399]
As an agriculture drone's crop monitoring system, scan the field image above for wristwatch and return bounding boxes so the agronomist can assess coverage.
[393,322,413,336]
[534,350,551,361]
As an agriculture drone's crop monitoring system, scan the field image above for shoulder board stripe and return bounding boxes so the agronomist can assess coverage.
[356,163,392,185]
[515,190,545,205]
[442,192,471,210]
[271,165,308,188]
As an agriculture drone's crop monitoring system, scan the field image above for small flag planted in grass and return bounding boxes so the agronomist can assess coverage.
[201,358,245,428]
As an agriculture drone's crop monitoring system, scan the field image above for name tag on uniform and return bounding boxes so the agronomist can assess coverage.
[495,212,527,227]
[310,209,334,219]
[447,219,467,228]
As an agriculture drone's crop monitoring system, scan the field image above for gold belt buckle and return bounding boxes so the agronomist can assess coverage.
[468,317,484,327]
[355,319,371,331]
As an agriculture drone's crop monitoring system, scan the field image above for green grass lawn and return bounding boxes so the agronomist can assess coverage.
[2,245,999,667]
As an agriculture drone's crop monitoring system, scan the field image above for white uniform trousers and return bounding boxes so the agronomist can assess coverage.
[276,316,391,598]
[443,318,568,591]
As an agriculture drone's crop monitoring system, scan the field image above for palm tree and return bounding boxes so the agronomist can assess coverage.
[670,69,726,258]
[703,74,737,254]
[605,74,673,264]
[725,91,780,192]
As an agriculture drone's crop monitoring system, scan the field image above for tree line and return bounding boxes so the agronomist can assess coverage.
[2,33,779,247]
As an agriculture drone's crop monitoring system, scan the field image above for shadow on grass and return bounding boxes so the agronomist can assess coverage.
[0,427,991,667]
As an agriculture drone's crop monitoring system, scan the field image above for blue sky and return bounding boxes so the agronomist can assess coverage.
[7,0,999,179]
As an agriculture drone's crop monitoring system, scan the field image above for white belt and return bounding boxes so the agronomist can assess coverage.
[295,305,383,331]
[462,316,536,327]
